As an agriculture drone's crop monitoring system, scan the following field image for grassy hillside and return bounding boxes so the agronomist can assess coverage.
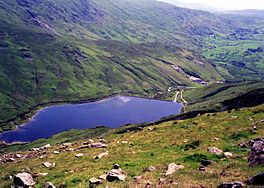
[0,0,264,131]
[0,0,232,128]
[0,104,263,187]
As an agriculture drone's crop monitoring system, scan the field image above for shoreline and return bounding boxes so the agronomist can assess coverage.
[0,91,178,136]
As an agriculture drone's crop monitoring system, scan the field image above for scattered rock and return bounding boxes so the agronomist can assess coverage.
[36,173,48,177]
[106,164,127,182]
[68,148,75,152]
[248,172,264,186]
[16,154,22,158]
[90,142,107,148]
[200,160,212,167]
[53,151,60,154]
[121,141,129,144]
[83,139,94,145]
[75,153,84,158]
[248,138,264,166]
[224,152,233,158]
[62,143,72,147]
[44,182,56,188]
[113,163,120,169]
[7,158,16,162]
[89,177,103,185]
[208,147,223,155]
[145,166,156,172]
[43,162,55,168]
[99,139,106,143]
[94,151,109,159]
[214,138,219,141]
[238,142,248,148]
[217,181,244,188]
[14,172,35,187]
[199,165,206,171]
[165,163,184,176]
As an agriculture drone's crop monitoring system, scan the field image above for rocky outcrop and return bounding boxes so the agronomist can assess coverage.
[248,172,264,186]
[14,172,35,188]
[248,138,264,166]
[165,163,184,176]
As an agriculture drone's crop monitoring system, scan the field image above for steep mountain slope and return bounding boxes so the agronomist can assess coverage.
[0,0,233,126]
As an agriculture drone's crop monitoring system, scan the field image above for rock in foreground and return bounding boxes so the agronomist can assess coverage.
[248,138,264,166]
[106,164,127,182]
[248,172,264,186]
[165,163,184,176]
[14,172,35,187]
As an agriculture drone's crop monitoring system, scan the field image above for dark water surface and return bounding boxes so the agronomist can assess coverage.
[0,96,182,143]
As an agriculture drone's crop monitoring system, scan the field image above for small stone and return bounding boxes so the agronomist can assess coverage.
[43,144,51,149]
[121,141,129,144]
[214,138,219,141]
[37,173,48,177]
[16,154,22,158]
[68,148,75,152]
[89,177,103,185]
[7,158,15,162]
[113,164,120,169]
[199,165,206,171]
[145,166,156,172]
[43,162,55,168]
[44,182,56,188]
[53,151,60,154]
[94,151,109,159]
[224,152,233,158]
[238,142,247,148]
[32,148,40,151]
[165,163,184,176]
[62,143,72,147]
[208,147,223,155]
[75,153,84,158]
[99,139,106,143]
[14,172,35,187]
[217,181,244,188]
[201,160,212,167]
[90,142,107,148]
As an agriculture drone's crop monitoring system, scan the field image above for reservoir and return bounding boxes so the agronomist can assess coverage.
[0,96,182,143]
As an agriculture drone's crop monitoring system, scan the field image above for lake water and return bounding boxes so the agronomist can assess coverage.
[0,96,182,143]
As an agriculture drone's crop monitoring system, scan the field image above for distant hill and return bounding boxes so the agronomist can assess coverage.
[224,9,264,18]
[158,0,221,12]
